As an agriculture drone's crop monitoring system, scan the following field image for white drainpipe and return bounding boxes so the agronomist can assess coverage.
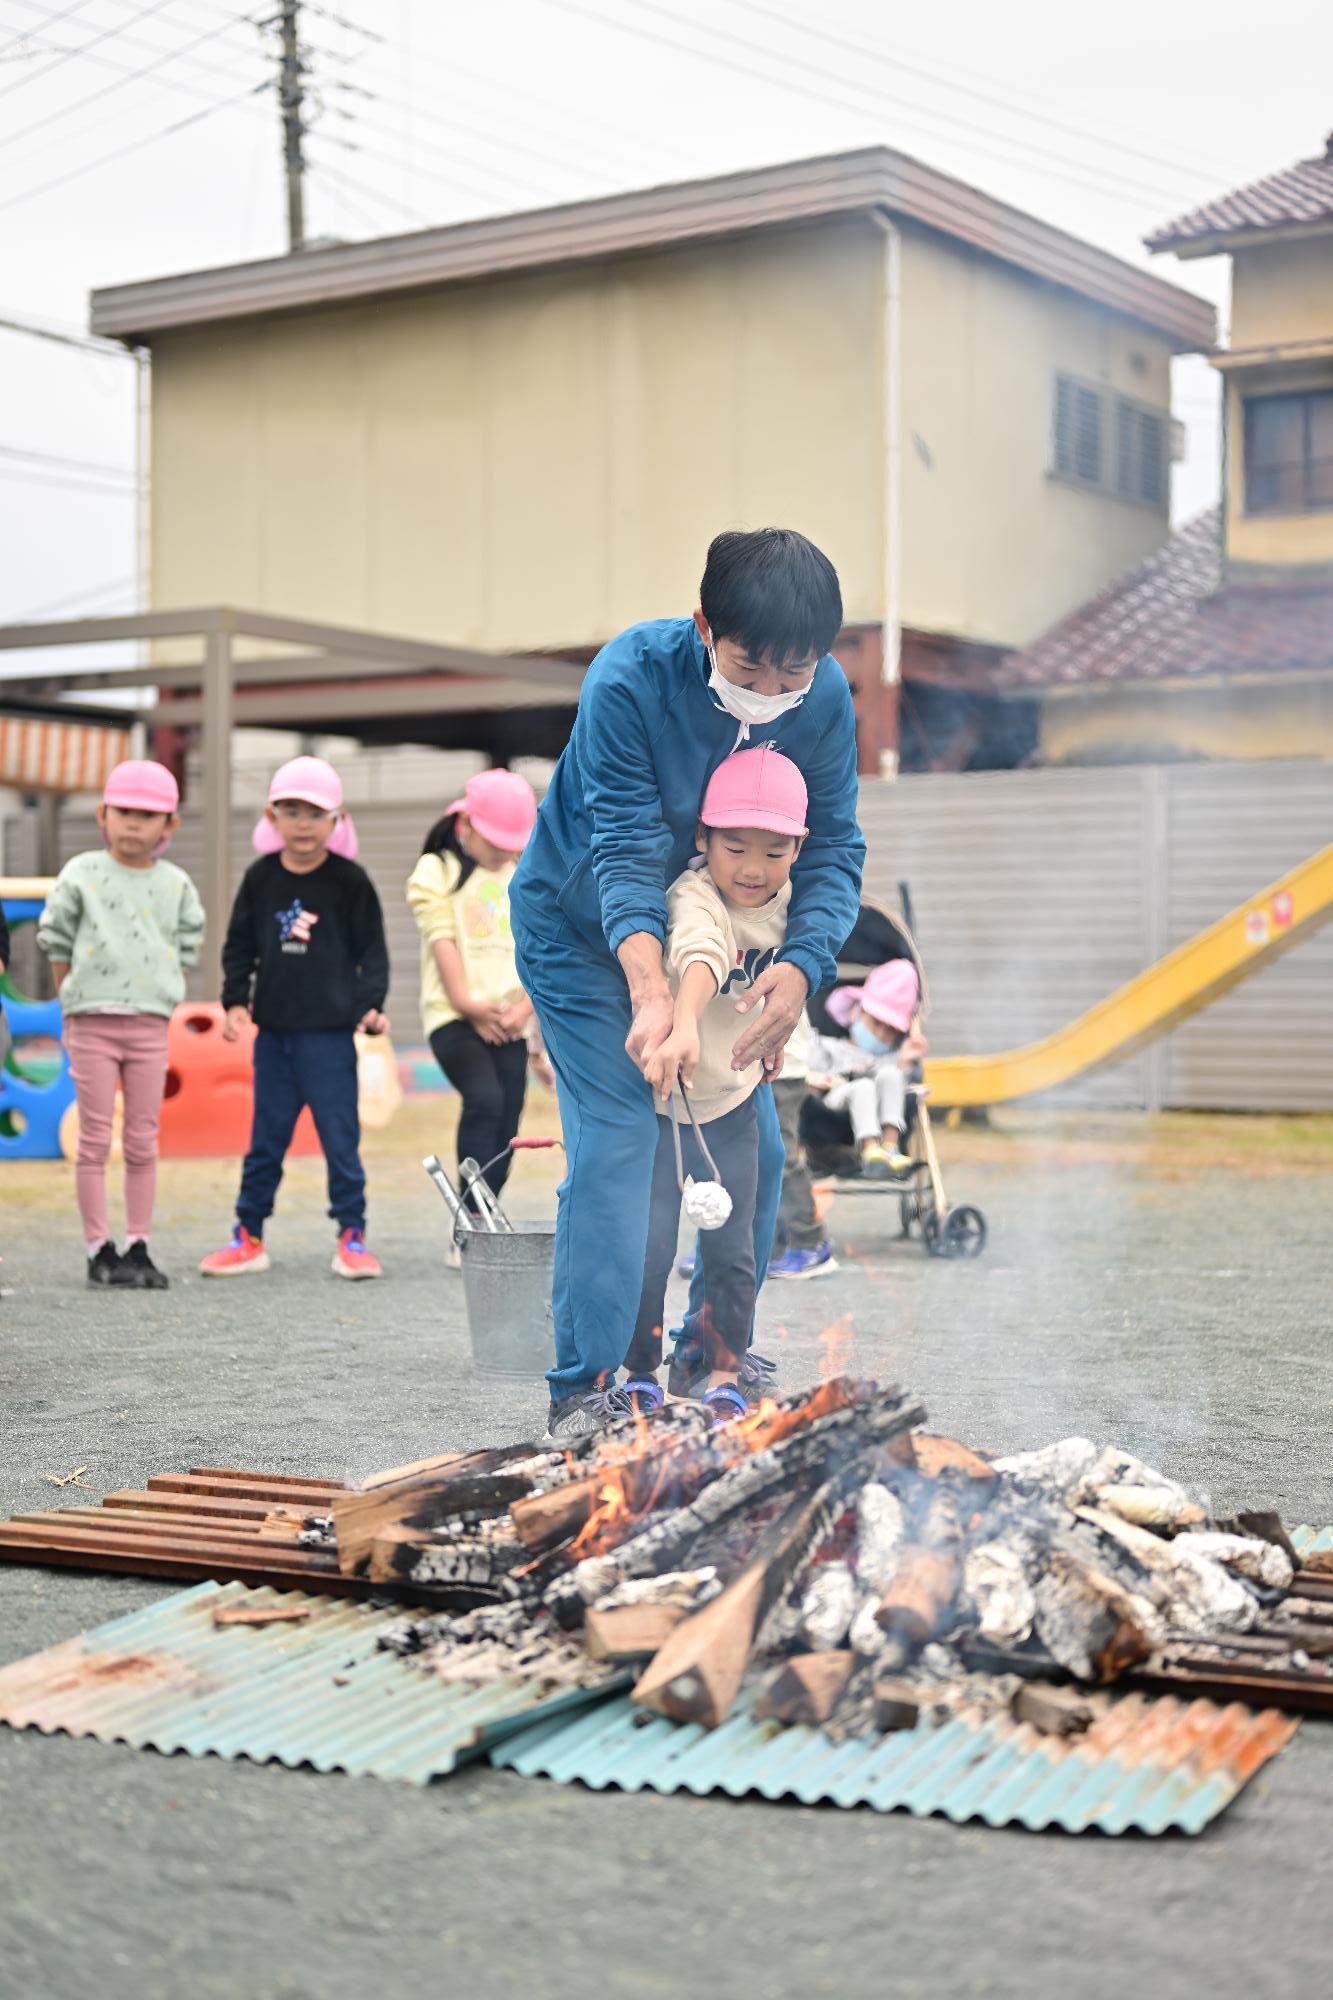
[871,213,903,779]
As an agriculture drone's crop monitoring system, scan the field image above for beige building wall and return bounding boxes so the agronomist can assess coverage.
[897,222,1174,649]
[1220,237,1333,572]
[1039,676,1333,765]
[149,217,887,652]
[1229,237,1333,348]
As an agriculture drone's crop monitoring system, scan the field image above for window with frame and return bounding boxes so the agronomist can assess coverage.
[1115,397,1167,508]
[1244,388,1333,514]
[1053,375,1104,486]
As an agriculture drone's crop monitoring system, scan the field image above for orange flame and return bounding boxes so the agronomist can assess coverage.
[818,1313,855,1383]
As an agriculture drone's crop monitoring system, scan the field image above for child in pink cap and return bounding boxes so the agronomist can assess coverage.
[619,746,807,1423]
[200,756,389,1282]
[37,760,205,1289]
[406,769,538,1263]
[804,959,927,1178]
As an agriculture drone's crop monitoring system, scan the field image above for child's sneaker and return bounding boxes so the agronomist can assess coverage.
[112,1241,169,1290]
[86,1241,122,1288]
[702,1383,749,1424]
[667,1340,776,1407]
[623,1375,665,1414]
[332,1227,382,1280]
[199,1224,270,1277]
[767,1240,839,1281]
[860,1141,892,1179]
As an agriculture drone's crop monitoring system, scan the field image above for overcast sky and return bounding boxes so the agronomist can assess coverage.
[1,0,1329,648]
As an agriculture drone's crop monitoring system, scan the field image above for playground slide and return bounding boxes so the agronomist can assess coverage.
[925,843,1333,1109]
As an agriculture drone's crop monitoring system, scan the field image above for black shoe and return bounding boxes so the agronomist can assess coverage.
[111,1240,169,1290]
[544,1383,635,1443]
[666,1341,777,1408]
[86,1242,123,1288]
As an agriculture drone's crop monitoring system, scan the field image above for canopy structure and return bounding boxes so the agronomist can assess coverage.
[0,607,586,934]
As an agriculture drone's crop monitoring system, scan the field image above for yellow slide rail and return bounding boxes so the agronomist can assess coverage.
[925,844,1333,1109]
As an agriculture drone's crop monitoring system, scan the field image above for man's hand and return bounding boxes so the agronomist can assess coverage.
[645,1022,700,1101]
[356,1008,389,1036]
[730,962,808,1072]
[625,990,675,1077]
[222,1004,251,1042]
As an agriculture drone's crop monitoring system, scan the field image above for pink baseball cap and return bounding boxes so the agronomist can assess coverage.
[267,755,342,813]
[448,769,537,854]
[701,747,807,838]
[855,960,920,1032]
[102,759,179,815]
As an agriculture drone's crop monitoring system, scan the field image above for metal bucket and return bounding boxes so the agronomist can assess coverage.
[458,1221,556,1378]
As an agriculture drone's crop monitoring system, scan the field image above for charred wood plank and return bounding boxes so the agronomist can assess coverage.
[754,1650,855,1727]
[585,1603,688,1662]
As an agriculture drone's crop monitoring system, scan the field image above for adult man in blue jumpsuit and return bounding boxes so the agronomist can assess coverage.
[511,528,865,1440]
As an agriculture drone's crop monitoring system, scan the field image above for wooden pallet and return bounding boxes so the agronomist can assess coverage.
[0,1466,361,1594]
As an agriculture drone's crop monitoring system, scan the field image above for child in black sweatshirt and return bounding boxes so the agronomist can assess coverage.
[200,756,390,1281]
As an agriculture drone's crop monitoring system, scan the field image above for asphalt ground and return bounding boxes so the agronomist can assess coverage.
[2,1099,1332,2000]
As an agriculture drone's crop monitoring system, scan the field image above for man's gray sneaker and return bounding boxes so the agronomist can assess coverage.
[544,1383,635,1443]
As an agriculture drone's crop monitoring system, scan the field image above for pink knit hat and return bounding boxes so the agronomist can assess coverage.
[102,759,179,815]
[448,769,537,854]
[701,747,808,837]
[829,960,919,1033]
[267,755,342,813]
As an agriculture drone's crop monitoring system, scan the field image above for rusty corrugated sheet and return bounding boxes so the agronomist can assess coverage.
[0,1581,619,1783]
[490,1688,1297,1834]
[1293,1525,1333,1558]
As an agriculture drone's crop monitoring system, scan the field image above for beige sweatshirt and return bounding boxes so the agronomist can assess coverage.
[664,865,792,1124]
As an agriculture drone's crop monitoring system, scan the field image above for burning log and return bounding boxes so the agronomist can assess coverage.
[909,1435,998,1488]
[875,1550,961,1647]
[1031,1550,1155,1683]
[632,1458,874,1729]
[1011,1681,1095,1737]
[755,1651,856,1727]
[586,1604,687,1662]
[548,1387,924,1621]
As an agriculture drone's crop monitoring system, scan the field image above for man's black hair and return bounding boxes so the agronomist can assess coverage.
[699,527,843,668]
[421,809,477,894]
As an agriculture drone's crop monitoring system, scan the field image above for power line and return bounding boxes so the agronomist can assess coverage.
[0,0,182,105]
[0,4,261,155]
[0,0,103,62]
[538,0,1217,225]
[0,77,267,213]
[0,308,136,356]
[720,0,1251,192]
[0,441,140,482]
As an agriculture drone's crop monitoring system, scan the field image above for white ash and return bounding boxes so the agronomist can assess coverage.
[965,1540,1038,1646]
[800,1562,858,1651]
[593,1568,721,1613]
[854,1483,905,1592]
[992,1438,1100,1488]
[1075,1506,1259,1637]
[1072,1447,1202,1530]
[1180,1531,1294,1592]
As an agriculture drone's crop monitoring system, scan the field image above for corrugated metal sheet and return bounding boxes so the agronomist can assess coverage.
[0,1581,620,1783]
[491,1687,1297,1834]
[1293,1525,1333,1556]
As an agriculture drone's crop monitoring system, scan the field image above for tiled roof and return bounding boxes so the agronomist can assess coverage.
[1147,141,1333,250]
[1000,508,1333,691]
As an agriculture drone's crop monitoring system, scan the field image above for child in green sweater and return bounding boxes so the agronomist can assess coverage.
[38,761,205,1289]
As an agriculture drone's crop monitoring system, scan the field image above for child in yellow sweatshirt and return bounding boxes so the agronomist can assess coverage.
[623,747,808,1422]
[407,770,538,1238]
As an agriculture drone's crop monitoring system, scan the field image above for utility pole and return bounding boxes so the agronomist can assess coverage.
[278,1,306,252]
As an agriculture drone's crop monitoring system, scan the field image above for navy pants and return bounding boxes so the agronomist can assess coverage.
[515,917,784,1400]
[626,1095,759,1378]
[236,1028,365,1236]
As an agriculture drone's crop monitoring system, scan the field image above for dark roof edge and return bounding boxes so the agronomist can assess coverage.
[90,147,1215,351]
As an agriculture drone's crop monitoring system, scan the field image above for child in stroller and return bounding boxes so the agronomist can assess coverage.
[801,962,926,1178]
[799,896,927,1182]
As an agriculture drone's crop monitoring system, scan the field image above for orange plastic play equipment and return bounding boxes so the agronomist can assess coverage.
[157,1005,321,1159]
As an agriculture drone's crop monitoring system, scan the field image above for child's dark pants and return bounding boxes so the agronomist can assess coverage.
[237,1028,364,1235]
[428,1020,528,1206]
[625,1094,759,1378]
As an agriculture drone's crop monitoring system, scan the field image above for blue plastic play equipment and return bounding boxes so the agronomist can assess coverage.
[0,891,74,1160]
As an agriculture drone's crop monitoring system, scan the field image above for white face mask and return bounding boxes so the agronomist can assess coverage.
[706,633,811,738]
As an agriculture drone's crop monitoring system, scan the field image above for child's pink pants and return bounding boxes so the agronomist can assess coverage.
[63,1013,170,1248]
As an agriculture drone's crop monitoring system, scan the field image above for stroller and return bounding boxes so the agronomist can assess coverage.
[799,889,987,1260]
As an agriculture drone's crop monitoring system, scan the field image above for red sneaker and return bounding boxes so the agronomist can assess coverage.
[332,1227,382,1280]
[199,1224,270,1277]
